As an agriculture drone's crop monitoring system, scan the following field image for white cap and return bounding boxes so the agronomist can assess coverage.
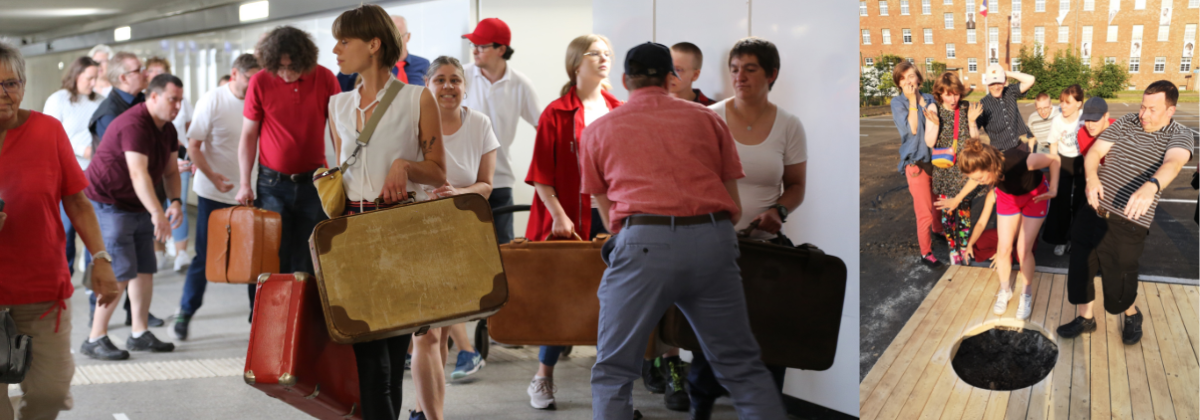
[982,64,1007,85]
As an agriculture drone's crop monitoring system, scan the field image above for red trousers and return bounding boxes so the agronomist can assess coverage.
[905,163,941,256]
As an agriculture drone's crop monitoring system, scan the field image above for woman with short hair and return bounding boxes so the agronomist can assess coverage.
[890,60,943,267]
[1042,84,1086,256]
[922,71,983,266]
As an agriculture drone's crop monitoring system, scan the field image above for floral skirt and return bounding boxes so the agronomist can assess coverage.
[938,194,973,265]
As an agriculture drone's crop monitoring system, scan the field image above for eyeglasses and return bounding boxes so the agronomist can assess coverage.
[472,43,496,51]
[0,79,24,97]
[583,51,613,59]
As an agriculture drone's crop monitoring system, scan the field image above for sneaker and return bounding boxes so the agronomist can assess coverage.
[690,397,715,420]
[527,376,556,410]
[126,312,166,328]
[126,330,175,352]
[1123,308,1143,345]
[408,410,427,420]
[405,353,412,371]
[174,252,190,273]
[920,253,944,268]
[642,358,666,394]
[174,314,191,340]
[1053,245,1067,256]
[1016,294,1033,320]
[1056,316,1097,339]
[156,250,169,271]
[81,336,130,360]
[662,356,690,412]
[450,350,485,380]
[993,288,1013,315]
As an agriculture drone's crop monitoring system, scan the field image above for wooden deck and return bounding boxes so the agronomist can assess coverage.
[860,266,1200,420]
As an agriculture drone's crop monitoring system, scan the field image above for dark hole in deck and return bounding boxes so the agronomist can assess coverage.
[952,328,1058,391]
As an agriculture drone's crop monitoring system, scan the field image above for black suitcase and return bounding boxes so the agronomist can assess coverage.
[659,231,847,371]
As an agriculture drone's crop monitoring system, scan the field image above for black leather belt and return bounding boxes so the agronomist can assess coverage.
[260,166,316,184]
[623,212,730,227]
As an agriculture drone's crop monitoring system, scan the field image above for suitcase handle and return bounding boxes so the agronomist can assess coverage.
[543,232,583,241]
[492,204,531,216]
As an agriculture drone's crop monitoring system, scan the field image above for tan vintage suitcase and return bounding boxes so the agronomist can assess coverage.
[488,234,609,346]
[206,206,282,283]
[308,194,507,344]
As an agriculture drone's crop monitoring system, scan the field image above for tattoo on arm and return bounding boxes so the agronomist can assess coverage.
[421,136,437,154]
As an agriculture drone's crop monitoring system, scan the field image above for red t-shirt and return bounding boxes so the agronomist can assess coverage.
[84,103,179,212]
[1076,118,1115,157]
[243,66,340,174]
[0,111,88,305]
[579,87,744,234]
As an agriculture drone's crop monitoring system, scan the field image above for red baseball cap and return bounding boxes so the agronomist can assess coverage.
[462,18,511,46]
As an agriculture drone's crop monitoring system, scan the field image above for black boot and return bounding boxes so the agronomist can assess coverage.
[663,356,691,411]
[642,358,666,393]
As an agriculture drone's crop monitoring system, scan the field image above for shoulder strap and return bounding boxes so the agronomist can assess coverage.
[357,81,404,146]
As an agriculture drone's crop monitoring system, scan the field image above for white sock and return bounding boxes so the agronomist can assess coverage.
[89,335,106,343]
[131,330,146,338]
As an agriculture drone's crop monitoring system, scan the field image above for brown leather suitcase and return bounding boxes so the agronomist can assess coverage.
[245,272,362,420]
[206,206,282,283]
[309,194,507,344]
[489,234,610,346]
[659,239,847,371]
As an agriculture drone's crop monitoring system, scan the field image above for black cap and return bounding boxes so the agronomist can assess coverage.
[1080,96,1108,122]
[624,42,678,78]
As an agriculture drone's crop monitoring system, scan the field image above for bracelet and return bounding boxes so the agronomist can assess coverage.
[170,198,182,206]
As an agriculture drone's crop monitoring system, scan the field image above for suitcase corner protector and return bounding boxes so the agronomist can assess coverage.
[278,373,296,387]
[256,273,271,284]
[243,370,255,384]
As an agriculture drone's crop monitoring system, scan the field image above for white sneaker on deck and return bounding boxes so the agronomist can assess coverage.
[1016,293,1033,319]
[994,288,1013,315]
[174,252,190,272]
[527,376,556,410]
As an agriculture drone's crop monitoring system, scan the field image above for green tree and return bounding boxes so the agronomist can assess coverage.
[1089,61,1131,98]
[1017,45,1091,100]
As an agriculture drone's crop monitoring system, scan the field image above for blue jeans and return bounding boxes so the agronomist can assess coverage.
[489,187,514,244]
[252,168,328,308]
[161,170,191,242]
[590,217,785,420]
[179,196,237,316]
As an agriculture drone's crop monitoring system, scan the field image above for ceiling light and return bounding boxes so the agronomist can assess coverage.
[114,26,131,41]
[239,1,269,22]
[5,8,118,18]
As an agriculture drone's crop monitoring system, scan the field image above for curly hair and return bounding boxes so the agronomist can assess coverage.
[256,26,319,74]
[932,71,965,104]
[332,5,404,69]
[62,56,100,103]
[957,139,1005,183]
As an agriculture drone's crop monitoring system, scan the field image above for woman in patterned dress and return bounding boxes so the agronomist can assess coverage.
[923,71,983,265]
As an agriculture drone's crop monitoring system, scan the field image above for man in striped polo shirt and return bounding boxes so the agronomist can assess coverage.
[976,64,1036,151]
[1026,92,1059,154]
[1057,81,1194,345]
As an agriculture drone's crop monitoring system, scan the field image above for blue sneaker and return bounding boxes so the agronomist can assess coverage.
[405,353,412,371]
[450,350,484,380]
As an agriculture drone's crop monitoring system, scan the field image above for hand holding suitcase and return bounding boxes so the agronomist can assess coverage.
[206,206,281,283]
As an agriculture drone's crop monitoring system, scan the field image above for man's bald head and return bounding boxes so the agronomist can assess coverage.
[391,15,411,61]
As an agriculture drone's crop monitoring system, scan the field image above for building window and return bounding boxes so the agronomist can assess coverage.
[1154,57,1166,72]
[1182,57,1193,72]
[1129,57,1139,72]
[945,13,954,29]
[967,1,975,14]
[1107,25,1118,42]
[1084,0,1094,10]
[969,58,978,72]
[1012,58,1021,71]
[1158,25,1170,42]
[883,29,892,44]
[1191,0,1199,8]
[901,0,910,14]
[1186,24,1197,42]
[925,28,934,44]
[880,1,889,15]
[1132,25,1143,44]
[926,57,934,73]
[923,0,932,14]
[862,29,871,44]
[1083,26,1093,43]
[1134,0,1145,9]
[1105,57,1116,64]
[865,57,874,67]
[907,57,915,63]
[1060,0,1070,12]
[991,57,999,64]
[1013,0,1022,12]
[968,29,977,43]
[903,28,913,44]
[947,43,956,59]
[945,0,952,4]
[990,27,999,43]
[1035,27,1045,45]
[861,1,868,15]
[1013,28,1022,43]
[1036,0,1045,12]
[1059,26,1069,43]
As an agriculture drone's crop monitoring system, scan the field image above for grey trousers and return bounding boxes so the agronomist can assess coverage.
[590,217,785,420]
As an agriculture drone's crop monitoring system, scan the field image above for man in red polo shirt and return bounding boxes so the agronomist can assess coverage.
[235,26,340,311]
[580,42,785,420]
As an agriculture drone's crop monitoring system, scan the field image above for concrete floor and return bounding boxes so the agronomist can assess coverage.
[858,102,1200,380]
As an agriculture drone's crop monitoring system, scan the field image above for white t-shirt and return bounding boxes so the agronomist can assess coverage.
[584,105,609,208]
[173,99,193,147]
[331,78,429,203]
[441,107,501,189]
[710,100,808,234]
[187,85,254,205]
[461,63,541,189]
[42,89,103,169]
[1049,112,1083,158]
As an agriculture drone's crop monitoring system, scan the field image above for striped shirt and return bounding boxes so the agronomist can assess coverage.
[978,83,1033,151]
[1027,106,1059,153]
[1096,113,1195,228]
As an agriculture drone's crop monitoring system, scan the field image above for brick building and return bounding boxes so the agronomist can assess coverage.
[860,0,1199,91]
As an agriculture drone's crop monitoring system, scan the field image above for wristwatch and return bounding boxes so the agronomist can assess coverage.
[92,251,113,263]
[1149,178,1161,193]
[170,198,183,206]
[772,204,789,223]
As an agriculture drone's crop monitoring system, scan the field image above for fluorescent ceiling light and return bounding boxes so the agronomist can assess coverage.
[239,1,269,22]
[114,26,131,41]
[6,8,118,18]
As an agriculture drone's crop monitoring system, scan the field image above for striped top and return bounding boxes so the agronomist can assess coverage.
[1026,106,1059,147]
[1096,113,1195,228]
[977,83,1033,151]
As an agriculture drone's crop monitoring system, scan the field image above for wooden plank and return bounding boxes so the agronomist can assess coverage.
[1106,280,1133,420]
[894,267,991,420]
[863,266,965,419]
[876,267,983,420]
[1006,272,1055,420]
[1136,282,1178,420]
[1145,283,1199,420]
[1024,273,1065,420]
[1167,284,1199,361]
[1049,274,1076,420]
[1068,276,1092,420]
[960,385,994,420]
[1181,285,1199,323]
[913,268,995,420]
[938,271,1002,420]
[1155,284,1199,387]
[982,391,1011,420]
[1090,277,1111,420]
[1123,301,1156,420]
[862,265,962,403]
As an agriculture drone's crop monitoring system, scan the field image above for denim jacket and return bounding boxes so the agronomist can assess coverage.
[892,93,936,173]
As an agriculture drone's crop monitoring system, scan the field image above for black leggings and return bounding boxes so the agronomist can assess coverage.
[354,334,413,420]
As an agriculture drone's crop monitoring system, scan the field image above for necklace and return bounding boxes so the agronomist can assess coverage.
[733,102,770,131]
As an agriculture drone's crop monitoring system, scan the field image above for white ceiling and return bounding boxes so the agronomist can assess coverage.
[0,0,239,38]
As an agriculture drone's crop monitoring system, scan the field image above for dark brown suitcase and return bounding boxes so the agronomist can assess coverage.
[207,206,282,283]
[659,239,847,371]
[489,234,610,346]
[309,194,507,344]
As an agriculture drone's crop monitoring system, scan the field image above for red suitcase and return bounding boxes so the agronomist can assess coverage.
[244,272,362,419]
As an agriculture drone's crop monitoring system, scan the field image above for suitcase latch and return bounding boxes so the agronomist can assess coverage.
[243,370,255,385]
[414,326,431,336]
[343,403,357,419]
[304,384,320,400]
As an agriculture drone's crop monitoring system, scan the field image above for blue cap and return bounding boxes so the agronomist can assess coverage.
[624,42,678,78]
[1081,97,1108,122]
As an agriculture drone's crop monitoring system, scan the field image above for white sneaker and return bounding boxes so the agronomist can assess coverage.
[527,376,556,410]
[1016,294,1033,320]
[155,250,169,271]
[1054,245,1067,256]
[994,288,1013,315]
[174,252,190,273]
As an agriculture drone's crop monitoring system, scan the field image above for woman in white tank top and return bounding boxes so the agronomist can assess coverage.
[327,6,445,420]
